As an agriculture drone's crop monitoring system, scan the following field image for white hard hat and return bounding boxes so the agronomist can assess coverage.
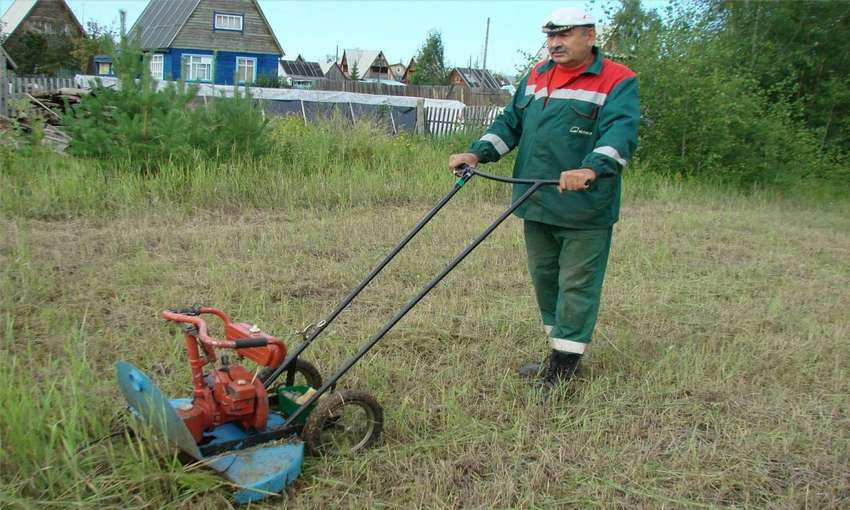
[541,7,596,33]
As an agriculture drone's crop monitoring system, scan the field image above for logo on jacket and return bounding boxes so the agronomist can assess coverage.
[570,126,593,136]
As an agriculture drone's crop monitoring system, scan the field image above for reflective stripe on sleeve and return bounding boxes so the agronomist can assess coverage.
[549,88,607,105]
[543,325,553,335]
[525,85,536,96]
[593,146,627,166]
[549,337,587,354]
[480,133,510,156]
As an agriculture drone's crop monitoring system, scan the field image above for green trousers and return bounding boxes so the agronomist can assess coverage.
[523,220,612,354]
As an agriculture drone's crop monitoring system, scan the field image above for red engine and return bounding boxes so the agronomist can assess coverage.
[161,307,286,443]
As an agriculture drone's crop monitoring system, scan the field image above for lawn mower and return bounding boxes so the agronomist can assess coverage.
[116,165,578,503]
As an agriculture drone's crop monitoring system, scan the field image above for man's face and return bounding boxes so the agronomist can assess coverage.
[546,27,596,67]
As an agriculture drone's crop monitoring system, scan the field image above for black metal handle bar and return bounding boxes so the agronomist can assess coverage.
[262,168,476,388]
[458,165,560,186]
[280,171,561,428]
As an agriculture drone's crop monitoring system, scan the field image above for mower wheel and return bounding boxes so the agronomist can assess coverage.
[260,359,323,389]
[302,389,383,455]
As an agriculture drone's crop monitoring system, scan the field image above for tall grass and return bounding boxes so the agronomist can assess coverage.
[3,118,846,220]
[1,122,848,507]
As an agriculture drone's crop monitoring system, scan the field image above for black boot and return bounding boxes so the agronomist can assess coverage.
[539,350,582,390]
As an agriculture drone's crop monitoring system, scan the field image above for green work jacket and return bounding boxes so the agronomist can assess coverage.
[469,47,639,229]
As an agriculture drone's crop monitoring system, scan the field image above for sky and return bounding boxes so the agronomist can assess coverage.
[0,0,666,77]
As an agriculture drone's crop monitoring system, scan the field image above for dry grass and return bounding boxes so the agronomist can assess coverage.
[1,166,848,508]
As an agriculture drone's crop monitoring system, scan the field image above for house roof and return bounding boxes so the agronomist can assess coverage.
[0,0,84,39]
[340,49,384,74]
[401,57,416,82]
[321,61,345,78]
[452,67,502,89]
[130,0,200,50]
[130,0,283,54]
[280,56,323,79]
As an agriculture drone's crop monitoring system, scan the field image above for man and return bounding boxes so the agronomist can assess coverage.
[448,8,640,390]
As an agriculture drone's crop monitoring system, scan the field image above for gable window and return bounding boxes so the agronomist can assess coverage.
[182,54,213,82]
[236,57,256,83]
[214,13,243,31]
[149,54,164,80]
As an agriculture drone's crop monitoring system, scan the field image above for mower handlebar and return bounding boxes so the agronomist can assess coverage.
[453,163,602,187]
[160,309,276,351]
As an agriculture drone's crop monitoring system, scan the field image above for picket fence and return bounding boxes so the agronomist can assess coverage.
[310,79,509,107]
[425,105,502,136]
[6,76,76,96]
[1,72,78,116]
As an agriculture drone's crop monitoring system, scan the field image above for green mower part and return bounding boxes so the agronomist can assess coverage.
[276,385,317,425]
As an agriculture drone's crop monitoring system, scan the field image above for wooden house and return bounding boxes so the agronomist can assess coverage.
[1,0,85,74]
[388,61,405,81]
[400,57,415,83]
[279,54,324,89]
[0,0,84,44]
[448,67,503,90]
[130,0,284,85]
[320,60,345,81]
[338,49,389,80]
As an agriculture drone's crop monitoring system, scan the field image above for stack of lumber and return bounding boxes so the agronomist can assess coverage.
[1,87,89,153]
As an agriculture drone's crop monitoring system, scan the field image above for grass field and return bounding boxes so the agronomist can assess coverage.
[1,121,848,508]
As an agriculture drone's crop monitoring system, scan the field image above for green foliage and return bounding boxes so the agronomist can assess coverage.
[411,30,448,85]
[71,21,117,74]
[514,48,542,80]
[349,61,361,80]
[602,0,662,56]
[62,27,272,169]
[600,0,849,186]
[255,73,286,88]
[4,30,79,75]
[709,0,850,151]
[190,89,270,160]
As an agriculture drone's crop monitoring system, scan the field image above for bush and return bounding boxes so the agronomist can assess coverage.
[62,29,272,169]
[608,1,846,186]
[190,89,270,161]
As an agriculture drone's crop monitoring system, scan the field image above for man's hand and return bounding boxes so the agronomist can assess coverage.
[559,168,596,192]
[448,153,479,171]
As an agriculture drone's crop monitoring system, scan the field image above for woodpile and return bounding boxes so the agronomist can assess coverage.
[0,87,87,153]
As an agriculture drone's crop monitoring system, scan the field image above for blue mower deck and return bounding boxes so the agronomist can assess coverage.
[116,361,304,504]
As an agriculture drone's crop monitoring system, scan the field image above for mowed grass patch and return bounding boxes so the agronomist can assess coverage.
[1,176,848,507]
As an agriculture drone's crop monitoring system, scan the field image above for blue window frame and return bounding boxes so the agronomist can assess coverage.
[214,12,244,32]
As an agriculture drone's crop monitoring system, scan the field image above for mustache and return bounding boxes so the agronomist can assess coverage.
[549,46,567,53]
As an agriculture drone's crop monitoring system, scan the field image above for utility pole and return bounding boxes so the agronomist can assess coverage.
[482,17,490,70]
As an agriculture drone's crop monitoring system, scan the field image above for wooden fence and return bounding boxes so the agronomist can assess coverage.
[0,52,7,117]
[309,79,509,107]
[7,76,76,96]
[0,72,78,116]
[425,105,502,136]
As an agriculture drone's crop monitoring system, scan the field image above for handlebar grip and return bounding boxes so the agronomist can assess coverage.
[169,305,201,316]
[233,337,269,349]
